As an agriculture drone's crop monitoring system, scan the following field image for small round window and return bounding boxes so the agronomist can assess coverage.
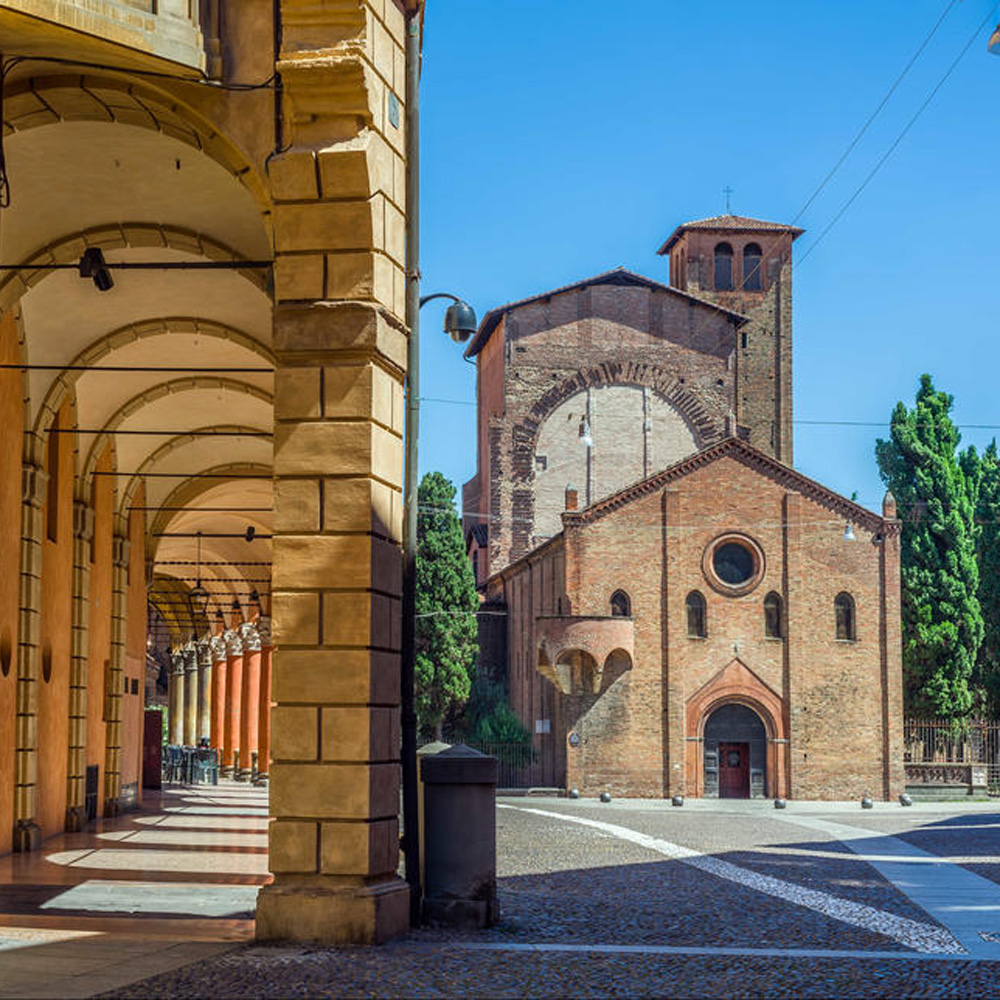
[704,533,764,596]
[713,542,755,586]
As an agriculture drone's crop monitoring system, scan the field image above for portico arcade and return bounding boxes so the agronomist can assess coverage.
[0,0,414,946]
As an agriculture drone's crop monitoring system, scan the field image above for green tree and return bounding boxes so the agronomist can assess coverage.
[415,471,479,739]
[971,440,1000,711]
[876,374,983,717]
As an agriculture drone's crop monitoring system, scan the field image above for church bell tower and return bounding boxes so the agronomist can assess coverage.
[658,215,803,465]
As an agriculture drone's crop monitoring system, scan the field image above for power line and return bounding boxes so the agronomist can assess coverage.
[797,2,1000,267]
[789,0,958,229]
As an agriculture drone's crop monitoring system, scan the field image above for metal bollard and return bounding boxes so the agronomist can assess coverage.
[420,743,499,928]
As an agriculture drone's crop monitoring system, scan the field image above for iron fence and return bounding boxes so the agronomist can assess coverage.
[903,718,1000,794]
[466,741,548,789]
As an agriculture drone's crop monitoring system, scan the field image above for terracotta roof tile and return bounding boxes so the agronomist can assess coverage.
[658,215,804,254]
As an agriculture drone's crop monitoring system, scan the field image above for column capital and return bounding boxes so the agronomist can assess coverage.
[197,641,213,668]
[112,533,130,569]
[210,634,228,663]
[21,463,47,507]
[241,621,262,652]
[257,615,273,648]
[225,629,243,657]
[72,501,95,542]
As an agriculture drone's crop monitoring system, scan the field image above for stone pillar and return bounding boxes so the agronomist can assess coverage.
[238,623,261,781]
[256,616,273,785]
[222,624,243,778]
[197,640,212,744]
[182,643,198,747]
[65,500,94,831]
[210,627,227,751]
[103,530,129,816]
[13,459,46,851]
[255,0,410,944]
[169,650,185,745]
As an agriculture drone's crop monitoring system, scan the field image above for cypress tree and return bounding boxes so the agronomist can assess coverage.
[875,374,983,718]
[971,440,1000,711]
[415,471,479,739]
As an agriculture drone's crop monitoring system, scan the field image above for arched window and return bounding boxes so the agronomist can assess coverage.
[610,590,631,617]
[714,242,733,291]
[835,592,856,641]
[764,591,783,638]
[743,243,763,291]
[686,590,707,638]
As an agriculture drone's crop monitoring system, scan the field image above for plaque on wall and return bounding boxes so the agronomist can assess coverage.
[568,732,581,747]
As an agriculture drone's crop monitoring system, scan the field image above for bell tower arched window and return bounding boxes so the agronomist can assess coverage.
[743,243,763,291]
[686,590,707,638]
[610,590,631,617]
[714,242,733,291]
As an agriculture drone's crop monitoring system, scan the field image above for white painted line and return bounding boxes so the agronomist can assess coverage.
[439,941,993,963]
[773,813,1000,959]
[500,804,963,955]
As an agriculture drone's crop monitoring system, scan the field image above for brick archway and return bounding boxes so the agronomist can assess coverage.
[684,658,788,798]
[510,361,722,483]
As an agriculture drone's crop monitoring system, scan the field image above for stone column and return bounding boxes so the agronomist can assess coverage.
[182,643,198,747]
[169,650,185,745]
[13,459,46,851]
[238,623,261,781]
[197,640,212,744]
[256,616,273,785]
[255,0,409,944]
[210,627,227,751]
[222,623,243,778]
[103,530,129,815]
[65,500,94,830]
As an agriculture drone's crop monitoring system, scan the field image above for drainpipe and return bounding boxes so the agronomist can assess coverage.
[401,2,423,927]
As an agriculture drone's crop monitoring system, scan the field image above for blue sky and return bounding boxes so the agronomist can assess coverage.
[417,0,1000,514]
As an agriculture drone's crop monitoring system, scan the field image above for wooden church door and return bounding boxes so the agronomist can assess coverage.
[719,742,750,798]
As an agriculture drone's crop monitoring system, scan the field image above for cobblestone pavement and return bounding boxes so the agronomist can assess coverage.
[102,797,1000,998]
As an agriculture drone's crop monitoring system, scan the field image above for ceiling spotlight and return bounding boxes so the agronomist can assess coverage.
[78,248,114,292]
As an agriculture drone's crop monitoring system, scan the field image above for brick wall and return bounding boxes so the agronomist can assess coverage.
[474,278,745,574]
[491,443,903,801]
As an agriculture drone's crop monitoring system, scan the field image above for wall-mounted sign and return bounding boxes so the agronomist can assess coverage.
[568,732,581,747]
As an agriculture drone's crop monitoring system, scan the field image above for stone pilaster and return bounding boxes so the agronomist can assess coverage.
[13,459,47,852]
[103,531,129,816]
[256,0,409,945]
[169,650,185,745]
[238,622,261,781]
[197,640,212,744]
[65,499,95,831]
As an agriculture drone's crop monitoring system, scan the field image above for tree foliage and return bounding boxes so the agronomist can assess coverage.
[415,472,479,739]
[972,441,1000,711]
[876,374,983,717]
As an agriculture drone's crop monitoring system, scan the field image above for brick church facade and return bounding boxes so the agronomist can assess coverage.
[465,215,904,800]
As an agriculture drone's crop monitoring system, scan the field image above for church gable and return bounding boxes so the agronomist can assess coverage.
[466,267,746,360]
